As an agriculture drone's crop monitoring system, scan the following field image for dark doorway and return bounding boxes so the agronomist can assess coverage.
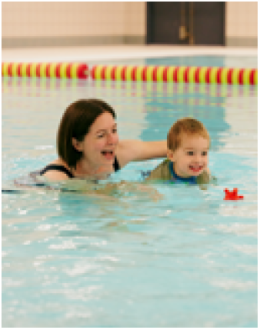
[147,2,225,46]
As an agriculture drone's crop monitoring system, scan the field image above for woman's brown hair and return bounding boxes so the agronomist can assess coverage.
[57,99,116,169]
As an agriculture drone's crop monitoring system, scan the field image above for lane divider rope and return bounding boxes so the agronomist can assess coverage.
[2,62,88,79]
[2,62,257,85]
[91,65,257,85]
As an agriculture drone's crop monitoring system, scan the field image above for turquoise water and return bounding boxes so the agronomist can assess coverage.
[2,56,258,327]
[90,54,258,68]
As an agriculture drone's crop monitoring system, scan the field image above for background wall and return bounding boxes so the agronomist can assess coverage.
[2,2,146,47]
[225,1,258,47]
[2,1,257,48]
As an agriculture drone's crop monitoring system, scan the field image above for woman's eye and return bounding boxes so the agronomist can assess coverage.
[112,128,117,133]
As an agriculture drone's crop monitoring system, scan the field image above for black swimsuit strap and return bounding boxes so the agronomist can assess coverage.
[40,165,74,178]
[113,156,120,172]
[40,157,120,179]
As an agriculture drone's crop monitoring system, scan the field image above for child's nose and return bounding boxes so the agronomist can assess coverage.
[194,154,201,162]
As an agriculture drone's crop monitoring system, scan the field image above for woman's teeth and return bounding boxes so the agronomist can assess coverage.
[102,151,114,159]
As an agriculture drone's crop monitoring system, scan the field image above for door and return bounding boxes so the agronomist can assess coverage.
[147,2,225,46]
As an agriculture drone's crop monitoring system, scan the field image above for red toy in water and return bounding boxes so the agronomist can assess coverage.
[224,188,244,200]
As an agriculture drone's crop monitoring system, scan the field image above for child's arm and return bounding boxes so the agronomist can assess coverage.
[145,159,171,182]
[197,167,217,186]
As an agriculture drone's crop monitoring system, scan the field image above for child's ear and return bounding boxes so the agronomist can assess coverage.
[167,149,175,162]
[72,138,83,152]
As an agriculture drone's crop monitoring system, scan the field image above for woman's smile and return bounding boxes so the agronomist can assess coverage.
[101,150,115,161]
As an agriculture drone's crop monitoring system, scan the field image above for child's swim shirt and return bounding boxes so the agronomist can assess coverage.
[145,159,210,184]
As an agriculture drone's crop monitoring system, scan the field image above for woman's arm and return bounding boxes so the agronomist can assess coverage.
[116,139,167,168]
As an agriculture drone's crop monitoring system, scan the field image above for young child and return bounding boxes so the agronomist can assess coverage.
[145,117,211,185]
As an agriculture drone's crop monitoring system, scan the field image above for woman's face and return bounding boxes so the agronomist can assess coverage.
[74,112,119,169]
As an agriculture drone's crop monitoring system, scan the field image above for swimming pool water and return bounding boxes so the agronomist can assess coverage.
[2,56,258,327]
[90,54,258,68]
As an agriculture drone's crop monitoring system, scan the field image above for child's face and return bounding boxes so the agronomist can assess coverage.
[167,134,209,178]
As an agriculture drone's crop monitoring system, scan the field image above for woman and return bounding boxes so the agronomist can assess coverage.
[40,98,167,181]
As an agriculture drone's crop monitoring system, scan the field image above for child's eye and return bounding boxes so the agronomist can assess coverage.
[202,151,208,156]
[112,128,117,133]
[187,151,194,156]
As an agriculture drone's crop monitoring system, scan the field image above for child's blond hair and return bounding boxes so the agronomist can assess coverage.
[167,117,210,151]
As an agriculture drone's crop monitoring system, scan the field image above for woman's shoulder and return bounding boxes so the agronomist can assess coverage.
[40,159,74,180]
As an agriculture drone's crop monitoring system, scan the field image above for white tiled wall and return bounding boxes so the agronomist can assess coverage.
[2,2,145,38]
[226,2,258,38]
[2,2,257,47]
